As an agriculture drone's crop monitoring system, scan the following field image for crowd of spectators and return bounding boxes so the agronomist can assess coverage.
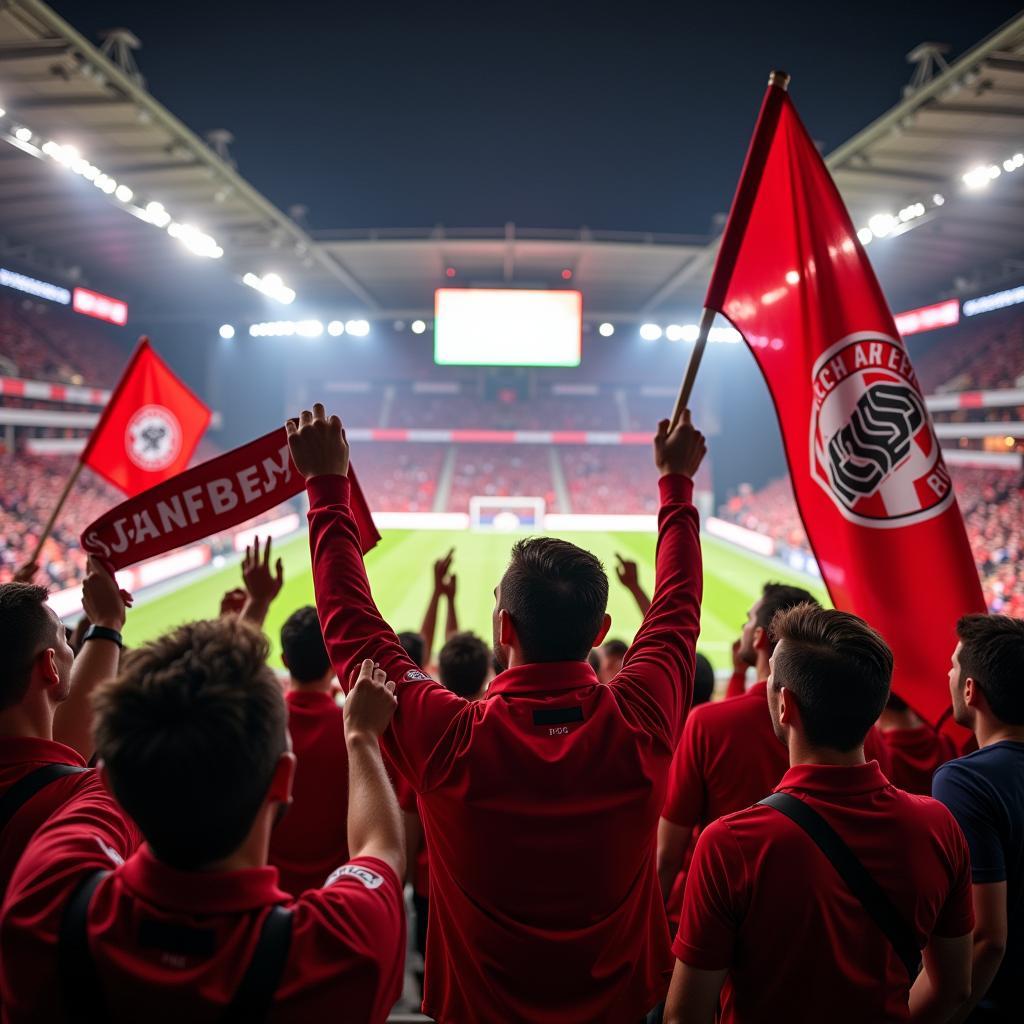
[719,465,1024,615]
[560,446,660,514]
[446,444,561,513]
[349,442,446,512]
[912,310,1024,394]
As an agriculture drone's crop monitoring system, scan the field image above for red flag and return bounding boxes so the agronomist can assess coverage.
[82,428,380,570]
[706,76,986,725]
[81,338,211,496]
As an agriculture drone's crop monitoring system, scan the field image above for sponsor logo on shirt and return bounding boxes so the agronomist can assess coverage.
[325,864,385,890]
[403,669,430,682]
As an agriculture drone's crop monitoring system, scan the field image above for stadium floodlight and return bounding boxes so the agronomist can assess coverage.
[100,177,118,195]
[168,222,223,259]
[14,127,32,143]
[639,323,662,342]
[243,271,296,305]
[857,227,874,245]
[598,322,615,337]
[411,319,427,335]
[115,184,133,203]
[0,107,6,118]
[665,324,685,342]
[219,324,235,339]
[932,193,945,206]
[962,164,996,190]
[327,320,345,336]
[345,319,370,337]
[144,201,172,228]
[680,324,700,343]
[867,213,896,238]
[296,320,323,338]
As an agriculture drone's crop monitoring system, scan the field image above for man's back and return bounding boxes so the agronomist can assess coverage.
[933,740,1024,1016]
[269,690,349,897]
[0,736,90,897]
[306,471,702,1022]
[1,782,404,1023]
[675,762,973,1024]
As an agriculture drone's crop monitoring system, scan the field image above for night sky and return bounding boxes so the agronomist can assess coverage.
[54,1,1023,236]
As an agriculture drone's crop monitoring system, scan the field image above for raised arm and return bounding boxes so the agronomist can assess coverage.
[614,554,652,615]
[343,660,405,879]
[420,550,454,668]
[610,413,705,747]
[239,535,285,628]
[287,405,465,788]
[53,558,130,759]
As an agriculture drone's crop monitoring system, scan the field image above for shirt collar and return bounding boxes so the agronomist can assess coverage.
[120,845,289,915]
[0,735,86,768]
[776,760,891,796]
[286,689,337,710]
[486,660,599,698]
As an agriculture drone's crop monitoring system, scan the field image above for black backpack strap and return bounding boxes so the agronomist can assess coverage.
[221,905,294,1023]
[0,763,87,833]
[58,869,111,1024]
[759,791,922,979]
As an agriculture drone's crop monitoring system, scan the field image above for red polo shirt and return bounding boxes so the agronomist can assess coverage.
[1,779,404,1023]
[307,472,701,1023]
[269,689,349,897]
[0,736,93,898]
[662,682,894,832]
[879,725,957,796]
[673,761,974,1024]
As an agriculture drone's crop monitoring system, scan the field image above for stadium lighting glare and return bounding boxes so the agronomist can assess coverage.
[327,320,345,336]
[932,193,945,206]
[962,284,1024,317]
[14,127,31,143]
[665,324,686,342]
[345,319,370,337]
[144,201,172,228]
[639,323,662,342]
[0,108,6,118]
[598,322,615,337]
[242,271,296,305]
[114,184,133,203]
[962,164,996,190]
[857,227,874,246]
[867,213,896,238]
[296,320,323,338]
[168,222,223,259]
[219,324,235,339]
[411,319,427,334]
[680,324,700,343]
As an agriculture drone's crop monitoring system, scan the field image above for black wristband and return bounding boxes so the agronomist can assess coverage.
[82,624,123,649]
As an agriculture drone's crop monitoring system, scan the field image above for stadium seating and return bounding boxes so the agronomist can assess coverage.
[911,309,1024,393]
[446,444,561,513]
[559,446,660,514]
[349,442,446,512]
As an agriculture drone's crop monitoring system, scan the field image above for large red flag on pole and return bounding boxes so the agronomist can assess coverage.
[690,72,986,725]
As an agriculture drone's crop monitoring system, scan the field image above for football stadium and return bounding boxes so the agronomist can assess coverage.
[1,2,1023,1022]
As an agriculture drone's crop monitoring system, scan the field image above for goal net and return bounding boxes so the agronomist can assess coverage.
[469,495,546,531]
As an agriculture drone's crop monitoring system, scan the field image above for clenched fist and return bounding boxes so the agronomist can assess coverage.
[653,411,707,479]
[286,403,350,480]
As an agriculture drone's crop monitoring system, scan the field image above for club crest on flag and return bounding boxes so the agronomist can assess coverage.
[809,332,953,528]
[126,404,183,472]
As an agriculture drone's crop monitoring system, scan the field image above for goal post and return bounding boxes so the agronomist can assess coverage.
[469,495,546,531]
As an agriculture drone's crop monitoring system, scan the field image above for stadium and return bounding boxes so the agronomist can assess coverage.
[1,2,1024,1022]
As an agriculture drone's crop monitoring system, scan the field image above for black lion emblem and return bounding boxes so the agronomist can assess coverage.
[826,382,926,503]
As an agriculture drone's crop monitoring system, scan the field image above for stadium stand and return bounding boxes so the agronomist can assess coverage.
[349,441,447,512]
[911,308,1024,393]
[446,444,560,513]
[559,446,660,514]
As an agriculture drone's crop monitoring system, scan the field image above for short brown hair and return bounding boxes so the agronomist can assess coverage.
[93,618,287,869]
[501,537,608,663]
[0,583,56,711]
[770,603,892,751]
[439,632,490,698]
[757,583,819,647]
[957,614,1024,724]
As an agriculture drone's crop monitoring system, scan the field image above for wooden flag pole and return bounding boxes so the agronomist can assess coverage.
[27,459,84,567]
[669,68,791,431]
[669,306,716,430]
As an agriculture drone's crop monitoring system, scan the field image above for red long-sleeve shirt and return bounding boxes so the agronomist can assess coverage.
[307,472,701,1023]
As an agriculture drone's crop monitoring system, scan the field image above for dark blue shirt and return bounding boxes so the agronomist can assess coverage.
[933,740,1024,1016]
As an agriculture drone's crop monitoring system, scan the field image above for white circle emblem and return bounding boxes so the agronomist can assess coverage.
[126,404,182,472]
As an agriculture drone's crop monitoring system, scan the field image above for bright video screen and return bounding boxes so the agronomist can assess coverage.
[434,288,582,367]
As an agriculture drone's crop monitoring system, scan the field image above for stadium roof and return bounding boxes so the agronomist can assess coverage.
[0,2,1023,323]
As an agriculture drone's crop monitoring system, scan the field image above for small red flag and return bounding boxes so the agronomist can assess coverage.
[705,78,986,726]
[81,338,211,496]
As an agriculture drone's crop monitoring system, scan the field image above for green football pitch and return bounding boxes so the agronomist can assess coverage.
[121,529,829,673]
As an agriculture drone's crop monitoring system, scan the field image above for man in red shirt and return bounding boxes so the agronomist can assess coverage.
[664,604,974,1024]
[877,693,957,795]
[288,403,706,1023]
[268,605,350,898]
[0,619,406,1023]
[0,562,127,899]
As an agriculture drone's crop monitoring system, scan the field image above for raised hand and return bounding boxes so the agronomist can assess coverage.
[285,403,350,479]
[220,587,248,617]
[653,410,707,478]
[81,556,131,630]
[344,659,398,743]
[434,549,455,594]
[242,535,284,605]
[615,554,642,592]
